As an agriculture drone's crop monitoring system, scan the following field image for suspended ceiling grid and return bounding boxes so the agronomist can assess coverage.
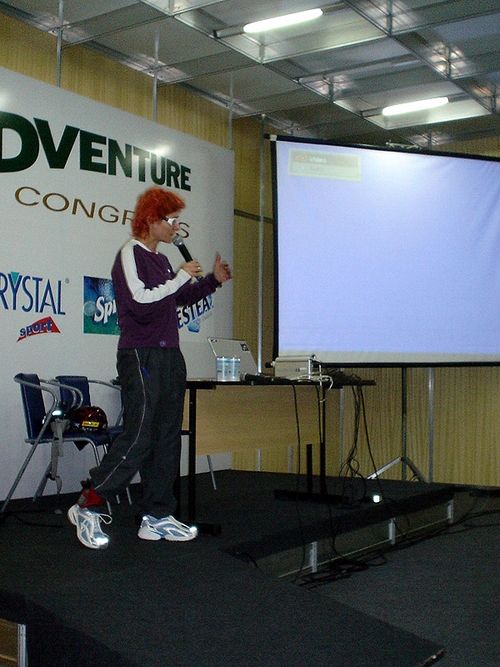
[0,0,499,148]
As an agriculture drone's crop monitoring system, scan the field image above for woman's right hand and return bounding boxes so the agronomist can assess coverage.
[182,260,203,278]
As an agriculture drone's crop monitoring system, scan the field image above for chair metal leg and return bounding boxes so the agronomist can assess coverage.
[91,444,102,466]
[207,455,217,490]
[1,442,41,514]
[33,461,62,501]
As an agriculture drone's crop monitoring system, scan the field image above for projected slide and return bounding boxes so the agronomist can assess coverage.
[273,138,500,365]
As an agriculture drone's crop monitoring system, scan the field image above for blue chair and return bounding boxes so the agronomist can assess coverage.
[0,374,119,515]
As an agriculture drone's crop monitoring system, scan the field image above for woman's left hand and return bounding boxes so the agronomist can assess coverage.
[213,253,232,284]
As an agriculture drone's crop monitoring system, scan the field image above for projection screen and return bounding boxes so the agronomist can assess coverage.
[272,136,500,366]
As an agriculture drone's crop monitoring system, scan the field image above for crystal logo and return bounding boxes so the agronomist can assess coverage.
[0,271,66,314]
[18,316,61,341]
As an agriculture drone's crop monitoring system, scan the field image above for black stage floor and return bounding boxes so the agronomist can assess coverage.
[0,471,451,666]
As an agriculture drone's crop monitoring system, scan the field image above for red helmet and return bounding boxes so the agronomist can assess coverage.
[68,406,108,432]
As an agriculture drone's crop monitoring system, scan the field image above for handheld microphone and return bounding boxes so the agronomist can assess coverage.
[173,234,193,262]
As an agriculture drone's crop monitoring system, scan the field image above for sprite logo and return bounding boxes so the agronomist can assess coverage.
[83,277,120,335]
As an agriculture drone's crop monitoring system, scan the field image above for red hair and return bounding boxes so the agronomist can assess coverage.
[131,187,185,238]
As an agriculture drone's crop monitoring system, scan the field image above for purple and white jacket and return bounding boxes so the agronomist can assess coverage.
[111,238,220,349]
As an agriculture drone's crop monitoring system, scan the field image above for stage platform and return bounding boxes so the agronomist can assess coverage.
[0,471,451,666]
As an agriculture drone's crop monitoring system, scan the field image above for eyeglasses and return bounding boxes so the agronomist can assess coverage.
[162,216,180,226]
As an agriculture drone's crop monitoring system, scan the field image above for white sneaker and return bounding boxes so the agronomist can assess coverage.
[138,515,198,541]
[67,504,111,549]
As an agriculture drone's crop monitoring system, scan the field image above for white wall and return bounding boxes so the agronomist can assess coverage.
[0,67,234,499]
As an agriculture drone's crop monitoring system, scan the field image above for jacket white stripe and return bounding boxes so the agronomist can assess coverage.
[120,239,190,304]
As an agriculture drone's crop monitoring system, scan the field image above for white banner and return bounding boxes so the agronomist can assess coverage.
[0,67,234,498]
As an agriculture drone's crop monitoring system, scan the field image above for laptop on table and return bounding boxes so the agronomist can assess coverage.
[207,337,258,379]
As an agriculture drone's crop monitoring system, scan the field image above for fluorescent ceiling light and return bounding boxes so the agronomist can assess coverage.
[243,9,323,34]
[382,97,449,116]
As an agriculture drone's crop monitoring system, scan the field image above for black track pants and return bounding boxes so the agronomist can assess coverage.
[90,347,186,518]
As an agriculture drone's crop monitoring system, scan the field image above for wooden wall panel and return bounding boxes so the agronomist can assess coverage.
[232,215,260,352]
[61,48,152,121]
[232,214,274,365]
[0,15,56,83]
[432,367,499,485]
[406,367,432,477]
[436,136,500,158]
[187,385,330,456]
[232,118,273,216]
[230,384,342,475]
[340,369,403,478]
[157,85,229,147]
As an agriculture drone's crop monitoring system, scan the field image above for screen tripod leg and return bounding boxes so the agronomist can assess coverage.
[367,456,427,482]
